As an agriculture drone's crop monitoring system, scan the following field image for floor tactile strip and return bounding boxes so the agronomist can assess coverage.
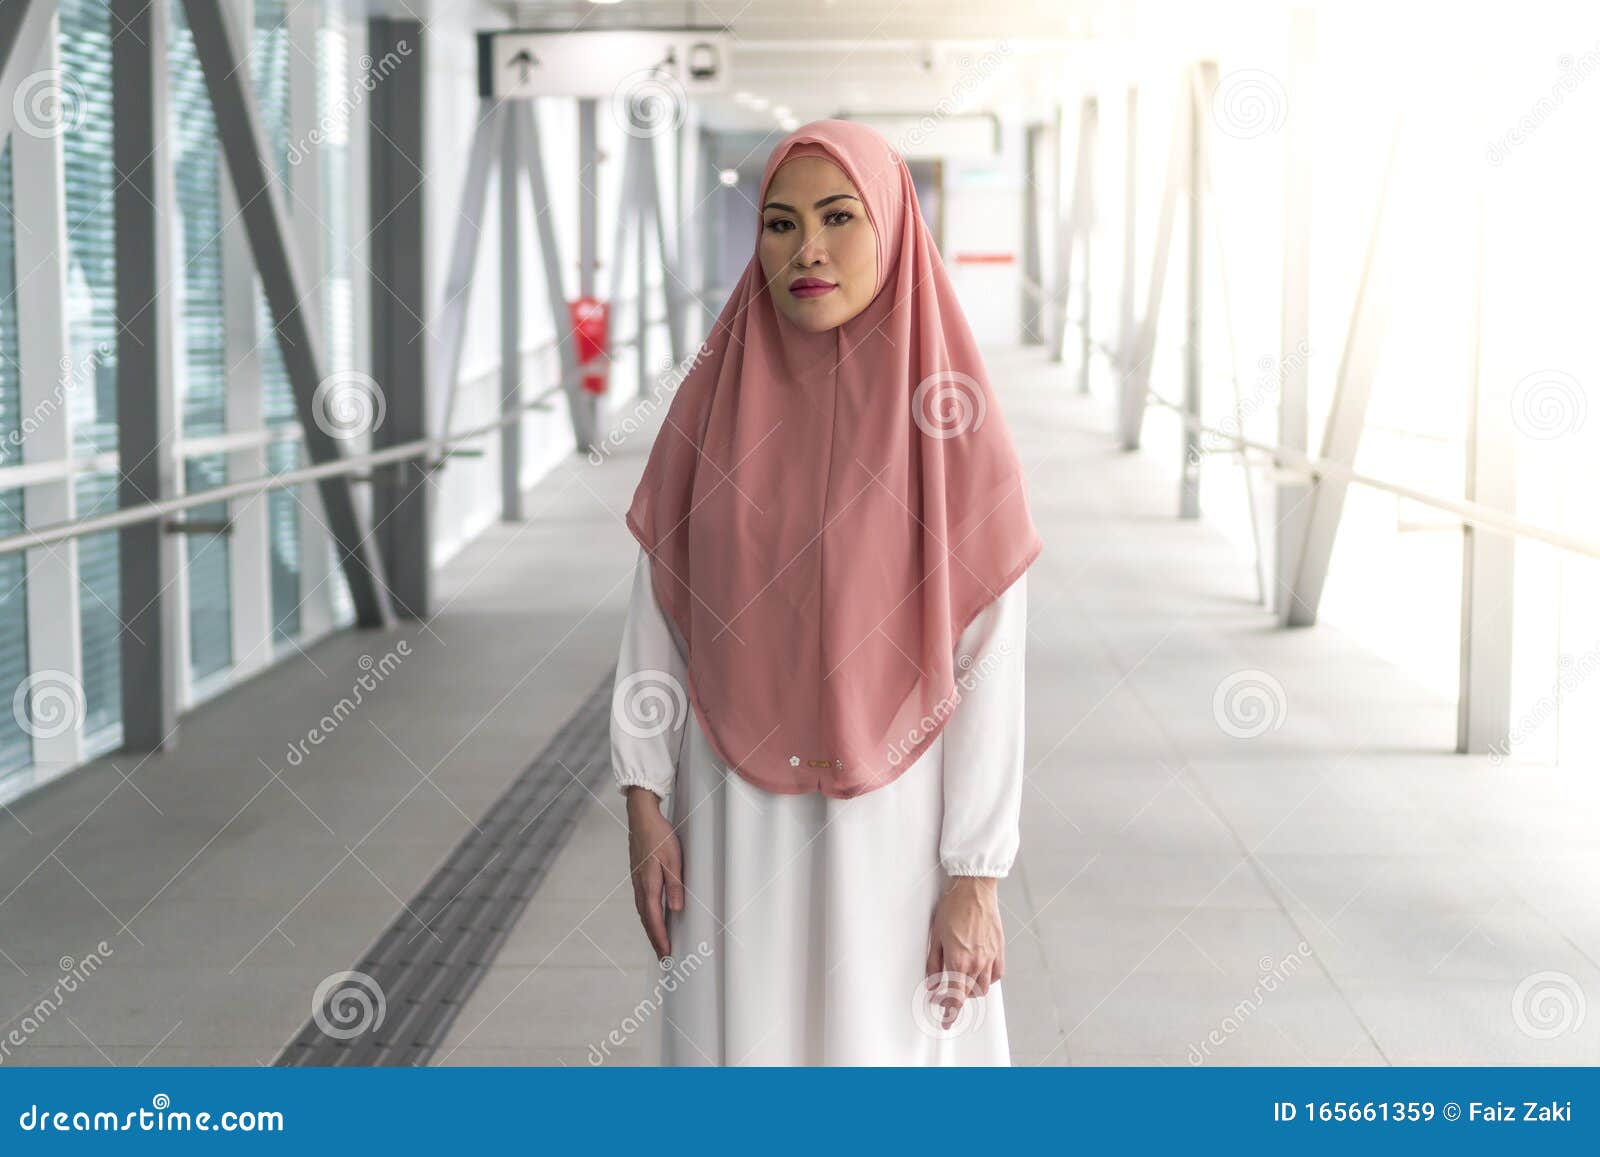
[276,666,617,1066]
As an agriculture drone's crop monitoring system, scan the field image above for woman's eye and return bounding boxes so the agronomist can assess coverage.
[763,212,851,232]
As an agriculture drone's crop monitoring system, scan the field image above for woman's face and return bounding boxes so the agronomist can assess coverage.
[758,155,878,333]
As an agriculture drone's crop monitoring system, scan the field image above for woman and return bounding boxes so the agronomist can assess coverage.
[610,118,1043,1065]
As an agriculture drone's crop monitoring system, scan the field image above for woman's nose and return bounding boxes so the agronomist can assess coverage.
[795,229,828,265]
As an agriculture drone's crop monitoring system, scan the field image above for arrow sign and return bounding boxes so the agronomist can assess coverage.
[477,29,731,99]
[508,48,537,82]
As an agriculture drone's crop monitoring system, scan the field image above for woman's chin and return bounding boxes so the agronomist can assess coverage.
[782,303,850,333]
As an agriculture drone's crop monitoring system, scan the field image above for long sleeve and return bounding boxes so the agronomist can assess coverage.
[937,570,1028,877]
[610,546,690,801]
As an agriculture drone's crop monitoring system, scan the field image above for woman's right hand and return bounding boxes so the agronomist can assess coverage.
[625,786,684,961]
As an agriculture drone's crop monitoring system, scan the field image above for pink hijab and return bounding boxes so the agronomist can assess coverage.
[625,118,1043,799]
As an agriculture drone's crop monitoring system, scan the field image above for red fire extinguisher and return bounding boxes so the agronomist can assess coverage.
[567,296,610,395]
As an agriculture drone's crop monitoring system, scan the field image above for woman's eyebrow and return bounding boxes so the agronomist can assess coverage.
[762,193,862,212]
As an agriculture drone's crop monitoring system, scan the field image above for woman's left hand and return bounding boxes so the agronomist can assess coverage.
[924,876,1005,1029]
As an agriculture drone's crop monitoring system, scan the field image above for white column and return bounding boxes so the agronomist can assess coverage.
[12,16,85,786]
[221,0,273,679]
[291,0,334,640]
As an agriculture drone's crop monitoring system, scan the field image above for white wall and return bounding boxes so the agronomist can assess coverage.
[941,117,1027,346]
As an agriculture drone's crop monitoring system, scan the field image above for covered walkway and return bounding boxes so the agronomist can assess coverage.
[5,344,1593,1067]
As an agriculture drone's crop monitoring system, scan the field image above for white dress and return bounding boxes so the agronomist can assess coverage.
[610,545,1028,1066]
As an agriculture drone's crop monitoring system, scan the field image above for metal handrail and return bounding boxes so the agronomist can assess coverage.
[0,314,670,557]
[1140,390,1600,562]
[13,310,1592,567]
[0,289,663,490]
[1056,314,1595,561]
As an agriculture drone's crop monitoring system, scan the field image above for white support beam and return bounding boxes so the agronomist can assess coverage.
[1457,167,1514,755]
[1052,97,1096,376]
[677,102,704,346]
[578,99,598,299]
[577,98,604,436]
[431,99,503,441]
[182,0,394,628]
[696,125,719,337]
[637,152,650,399]
[1285,120,1405,626]
[1275,8,1316,624]
[12,10,83,785]
[1116,86,1138,377]
[518,100,594,451]
[636,129,685,371]
[290,0,333,642]
[1047,102,1066,360]
[0,0,54,151]
[220,0,272,682]
[1022,121,1043,346]
[1180,64,1217,519]
[605,115,639,307]
[1076,96,1097,395]
[1121,71,1190,451]
[499,102,524,522]
[1188,64,1268,607]
[604,116,641,400]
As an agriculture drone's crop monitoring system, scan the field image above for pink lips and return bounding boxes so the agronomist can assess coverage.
[789,278,837,299]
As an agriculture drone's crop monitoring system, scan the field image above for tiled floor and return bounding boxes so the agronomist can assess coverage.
[5,345,1599,1067]
[436,345,1600,1067]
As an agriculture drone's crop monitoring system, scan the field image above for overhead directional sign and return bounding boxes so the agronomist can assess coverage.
[478,28,732,100]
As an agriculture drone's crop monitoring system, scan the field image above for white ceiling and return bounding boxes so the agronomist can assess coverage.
[488,1,1119,132]
[501,1,1104,41]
